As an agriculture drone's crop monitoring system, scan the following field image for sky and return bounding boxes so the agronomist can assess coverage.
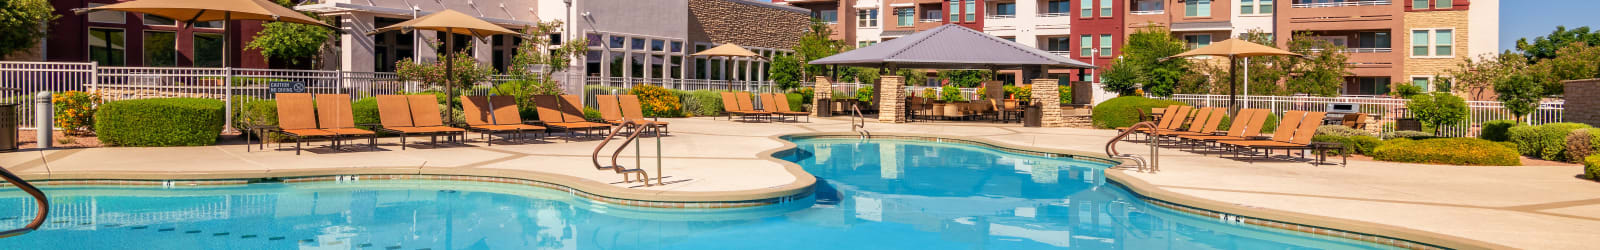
[758,0,1598,52]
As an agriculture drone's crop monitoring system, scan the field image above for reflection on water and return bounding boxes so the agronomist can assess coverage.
[0,139,1387,249]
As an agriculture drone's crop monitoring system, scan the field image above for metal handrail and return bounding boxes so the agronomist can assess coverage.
[851,104,870,140]
[1107,122,1160,173]
[0,166,47,239]
[591,121,654,186]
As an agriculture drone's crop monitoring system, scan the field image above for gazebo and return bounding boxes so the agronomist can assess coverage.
[808,24,1095,126]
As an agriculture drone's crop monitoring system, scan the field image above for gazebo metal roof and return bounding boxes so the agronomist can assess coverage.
[809,24,1096,70]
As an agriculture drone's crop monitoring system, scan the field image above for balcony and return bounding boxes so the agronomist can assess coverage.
[1307,48,1393,53]
[986,14,1017,20]
[918,18,942,23]
[1048,51,1073,57]
[1130,10,1165,15]
[1038,12,1071,18]
[1291,0,1391,8]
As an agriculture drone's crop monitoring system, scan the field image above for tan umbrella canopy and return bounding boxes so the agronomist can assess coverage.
[75,0,332,68]
[1166,38,1301,116]
[371,9,519,123]
[692,44,766,90]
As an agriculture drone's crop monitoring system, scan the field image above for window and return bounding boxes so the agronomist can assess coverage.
[1081,0,1093,17]
[1100,35,1113,56]
[995,3,1016,16]
[1241,0,1273,15]
[1184,34,1212,49]
[87,3,125,24]
[1435,0,1452,9]
[1046,0,1071,14]
[816,10,838,23]
[143,14,175,26]
[1412,77,1431,92]
[1100,0,1113,17]
[1356,32,1391,49]
[143,31,176,67]
[1261,0,1274,14]
[1412,29,1453,57]
[1134,0,1164,13]
[924,9,943,21]
[858,41,878,48]
[1413,0,1428,9]
[950,0,961,22]
[964,0,976,22]
[1080,35,1093,57]
[609,36,625,48]
[857,9,878,27]
[1351,77,1391,96]
[651,40,665,51]
[631,38,645,50]
[897,8,915,26]
[1436,77,1452,92]
[192,20,224,28]
[194,33,224,67]
[671,41,683,52]
[1003,37,1017,42]
[88,28,125,66]
[1186,0,1211,17]
[1045,37,1070,51]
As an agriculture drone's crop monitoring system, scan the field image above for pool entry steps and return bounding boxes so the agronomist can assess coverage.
[1108,121,1161,173]
[591,119,665,186]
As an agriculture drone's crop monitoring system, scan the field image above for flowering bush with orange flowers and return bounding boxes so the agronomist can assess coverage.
[628,84,683,117]
[54,91,101,135]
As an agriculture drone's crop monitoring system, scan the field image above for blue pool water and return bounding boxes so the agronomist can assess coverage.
[0,138,1390,249]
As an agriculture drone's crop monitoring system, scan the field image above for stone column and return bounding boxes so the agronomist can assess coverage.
[813,76,832,117]
[878,76,906,123]
[1033,78,1064,127]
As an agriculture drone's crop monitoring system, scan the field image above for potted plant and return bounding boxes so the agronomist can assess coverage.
[940,85,967,118]
[923,88,944,117]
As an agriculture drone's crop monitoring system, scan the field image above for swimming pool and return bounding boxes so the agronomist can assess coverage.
[0,138,1393,249]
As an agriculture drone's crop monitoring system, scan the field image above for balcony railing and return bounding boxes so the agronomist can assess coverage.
[1291,0,1391,8]
[1130,10,1165,15]
[919,18,942,23]
[1307,48,1393,53]
[1047,51,1073,57]
[986,14,1017,19]
[1038,12,1071,18]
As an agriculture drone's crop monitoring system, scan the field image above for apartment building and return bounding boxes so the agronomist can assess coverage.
[1275,0,1495,96]
[39,0,272,68]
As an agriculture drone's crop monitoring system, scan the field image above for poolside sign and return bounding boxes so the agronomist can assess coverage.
[269,81,307,93]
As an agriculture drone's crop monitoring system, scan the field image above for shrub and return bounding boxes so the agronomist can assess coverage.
[787,93,805,111]
[94,98,225,146]
[1479,119,1519,142]
[1059,85,1072,104]
[229,96,285,141]
[939,85,966,102]
[629,85,683,117]
[679,90,723,117]
[1090,96,1187,129]
[856,85,875,102]
[53,91,101,135]
[1382,130,1436,140]
[920,88,938,99]
[795,87,814,105]
[1586,155,1600,181]
[1508,123,1594,161]
[582,107,604,122]
[1317,125,1373,137]
[1313,135,1384,156]
[351,97,384,135]
[1406,92,1468,134]
[1371,138,1521,166]
[1013,85,1033,102]
[1567,130,1595,163]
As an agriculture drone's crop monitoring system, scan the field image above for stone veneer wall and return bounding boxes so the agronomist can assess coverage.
[1404,10,1470,95]
[878,76,905,123]
[687,0,809,49]
[812,76,832,117]
[1032,79,1064,127]
[1566,79,1600,127]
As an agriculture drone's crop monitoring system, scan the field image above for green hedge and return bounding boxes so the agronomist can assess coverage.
[94,98,225,146]
[1585,154,1599,181]
[1091,96,1187,129]
[1372,138,1521,166]
[1381,130,1436,140]
[1508,123,1593,161]
[680,90,724,117]
[1479,120,1519,142]
[1317,125,1372,137]
[1312,135,1383,156]
[787,93,805,112]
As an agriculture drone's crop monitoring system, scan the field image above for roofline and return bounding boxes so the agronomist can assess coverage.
[718,0,810,14]
[295,3,539,27]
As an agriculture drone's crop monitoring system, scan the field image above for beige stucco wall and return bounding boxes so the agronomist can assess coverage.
[1403,10,1469,92]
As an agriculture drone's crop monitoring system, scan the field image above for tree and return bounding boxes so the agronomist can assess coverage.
[1240,29,1288,96]
[0,0,56,58]
[507,20,589,95]
[1494,73,1544,123]
[769,53,802,90]
[244,0,333,69]
[1282,32,1348,96]
[936,70,993,88]
[396,51,494,95]
[1115,25,1189,96]
[1524,42,1600,96]
[1101,60,1142,95]
[1407,92,1468,135]
[1514,26,1600,63]
[795,19,847,80]
[1446,52,1528,100]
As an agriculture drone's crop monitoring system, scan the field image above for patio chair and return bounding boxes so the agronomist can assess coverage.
[1117,105,1181,133]
[272,93,338,155]
[619,95,670,134]
[1178,109,1271,153]
[1341,113,1369,130]
[1215,110,1309,153]
[1160,107,1227,137]
[735,92,773,122]
[532,95,610,137]
[489,96,547,140]
[313,94,377,151]
[762,93,808,122]
[460,95,541,146]
[595,94,626,125]
[1220,111,1330,163]
[719,92,767,121]
[374,95,464,150]
[773,93,811,123]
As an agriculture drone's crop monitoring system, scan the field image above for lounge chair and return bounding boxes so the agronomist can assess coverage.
[735,92,775,121]
[719,92,769,121]
[488,96,548,136]
[532,95,611,137]
[594,94,627,125]
[461,95,543,146]
[1117,105,1181,133]
[272,93,338,155]
[313,94,377,151]
[374,95,465,150]
[1215,110,1308,155]
[1178,109,1269,152]
[619,95,670,134]
[762,93,808,122]
[1220,111,1330,163]
[772,93,811,123]
[1161,107,1227,137]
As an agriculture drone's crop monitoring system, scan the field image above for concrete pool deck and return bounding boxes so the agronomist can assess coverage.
[1,117,1595,248]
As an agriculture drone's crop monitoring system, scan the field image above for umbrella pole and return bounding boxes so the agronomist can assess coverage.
[223,12,231,68]
[445,28,456,125]
[1229,55,1239,117]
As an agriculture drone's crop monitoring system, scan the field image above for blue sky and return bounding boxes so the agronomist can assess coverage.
[758,0,1597,52]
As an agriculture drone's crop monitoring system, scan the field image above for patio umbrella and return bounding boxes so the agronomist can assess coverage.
[1166,38,1301,116]
[75,0,333,68]
[369,9,518,123]
[692,44,766,91]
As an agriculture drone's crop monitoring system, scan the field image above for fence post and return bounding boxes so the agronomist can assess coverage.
[34,91,51,149]
[223,67,235,133]
[89,62,99,93]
